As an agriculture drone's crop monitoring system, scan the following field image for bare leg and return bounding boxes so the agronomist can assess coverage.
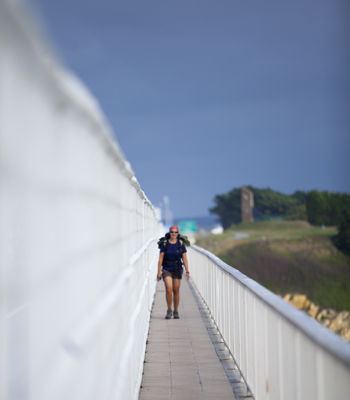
[173,278,181,311]
[163,276,173,310]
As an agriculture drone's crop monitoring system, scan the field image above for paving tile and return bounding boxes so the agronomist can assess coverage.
[201,393,234,400]
[139,387,171,400]
[141,372,171,381]
[142,363,170,376]
[199,370,226,379]
[171,377,201,389]
[139,393,170,400]
[170,388,203,400]
[170,369,199,379]
[145,354,170,363]
[170,361,198,369]
[141,378,171,388]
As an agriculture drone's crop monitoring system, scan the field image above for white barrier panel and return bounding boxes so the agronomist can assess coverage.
[0,1,163,399]
[189,245,350,400]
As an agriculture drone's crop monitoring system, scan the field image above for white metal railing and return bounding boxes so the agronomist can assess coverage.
[0,1,162,399]
[189,245,350,400]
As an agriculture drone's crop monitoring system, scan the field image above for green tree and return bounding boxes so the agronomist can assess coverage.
[291,190,308,204]
[306,190,350,226]
[209,188,241,229]
[249,187,301,217]
[285,204,307,220]
[306,190,328,225]
[333,210,350,255]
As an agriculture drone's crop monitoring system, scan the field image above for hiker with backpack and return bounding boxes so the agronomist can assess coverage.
[157,226,190,319]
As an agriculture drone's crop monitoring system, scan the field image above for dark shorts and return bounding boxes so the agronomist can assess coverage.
[162,269,183,280]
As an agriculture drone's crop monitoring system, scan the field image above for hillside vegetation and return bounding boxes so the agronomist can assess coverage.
[196,221,350,310]
[209,187,350,256]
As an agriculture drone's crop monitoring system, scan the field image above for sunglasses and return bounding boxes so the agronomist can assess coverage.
[170,231,179,234]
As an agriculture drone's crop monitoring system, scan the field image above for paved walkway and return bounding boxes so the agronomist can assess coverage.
[139,279,235,400]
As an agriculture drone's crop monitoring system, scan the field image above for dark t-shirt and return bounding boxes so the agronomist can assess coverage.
[160,240,187,271]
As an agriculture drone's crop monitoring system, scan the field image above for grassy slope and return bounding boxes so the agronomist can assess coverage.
[196,221,350,310]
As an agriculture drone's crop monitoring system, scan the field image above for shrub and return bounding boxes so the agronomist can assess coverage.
[333,210,350,256]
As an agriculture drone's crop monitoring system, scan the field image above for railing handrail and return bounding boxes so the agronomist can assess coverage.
[192,244,350,367]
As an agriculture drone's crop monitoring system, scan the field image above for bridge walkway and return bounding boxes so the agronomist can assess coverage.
[139,279,238,400]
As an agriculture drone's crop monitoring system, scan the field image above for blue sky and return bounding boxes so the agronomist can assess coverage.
[28,0,350,218]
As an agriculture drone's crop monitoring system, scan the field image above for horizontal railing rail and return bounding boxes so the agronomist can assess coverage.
[189,245,350,400]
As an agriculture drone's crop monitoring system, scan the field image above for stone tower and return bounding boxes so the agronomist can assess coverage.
[241,186,254,223]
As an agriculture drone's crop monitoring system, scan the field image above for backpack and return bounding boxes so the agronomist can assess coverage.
[157,233,191,251]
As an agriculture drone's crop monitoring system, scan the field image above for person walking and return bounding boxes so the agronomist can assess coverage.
[157,226,190,319]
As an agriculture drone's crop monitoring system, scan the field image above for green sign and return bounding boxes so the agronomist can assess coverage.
[178,220,197,233]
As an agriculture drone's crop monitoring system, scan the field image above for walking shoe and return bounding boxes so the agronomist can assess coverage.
[165,309,172,319]
[173,310,180,319]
